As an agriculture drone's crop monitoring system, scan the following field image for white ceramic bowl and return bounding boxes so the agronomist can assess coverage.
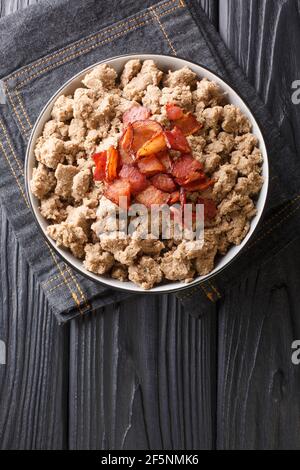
[25,54,269,294]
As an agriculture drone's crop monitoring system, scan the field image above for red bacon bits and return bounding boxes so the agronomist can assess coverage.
[119,164,148,194]
[183,179,215,192]
[135,185,170,208]
[104,179,131,206]
[197,198,217,220]
[123,105,151,125]
[119,124,134,165]
[102,109,214,208]
[93,152,107,181]
[168,191,180,204]
[164,126,191,153]
[172,113,203,136]
[166,103,184,121]
[157,150,172,173]
[150,174,177,193]
[130,120,162,157]
[166,103,203,136]
[179,187,187,206]
[171,154,204,186]
[137,132,167,158]
[106,146,119,182]
[137,155,165,176]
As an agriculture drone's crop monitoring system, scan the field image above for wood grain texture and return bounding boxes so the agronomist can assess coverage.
[217,0,300,450]
[0,206,69,449]
[69,296,217,450]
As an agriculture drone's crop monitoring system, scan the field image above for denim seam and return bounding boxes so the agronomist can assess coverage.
[150,6,177,55]
[6,3,184,137]
[6,0,177,83]
[9,1,182,91]
[0,119,87,314]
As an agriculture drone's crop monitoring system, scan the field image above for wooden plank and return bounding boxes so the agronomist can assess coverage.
[69,296,217,450]
[0,206,69,449]
[0,0,39,16]
[217,238,300,449]
[0,0,68,450]
[217,0,300,449]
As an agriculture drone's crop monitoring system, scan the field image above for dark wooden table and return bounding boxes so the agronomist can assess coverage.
[1,0,300,450]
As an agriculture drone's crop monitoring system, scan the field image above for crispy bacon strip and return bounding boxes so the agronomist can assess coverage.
[119,124,134,165]
[137,155,166,176]
[197,198,217,220]
[150,174,177,193]
[135,185,170,208]
[166,103,184,121]
[164,126,191,153]
[123,105,151,124]
[184,179,215,192]
[119,164,148,194]
[171,154,204,186]
[106,146,119,182]
[130,120,162,157]
[137,132,167,158]
[104,178,131,207]
[92,151,107,181]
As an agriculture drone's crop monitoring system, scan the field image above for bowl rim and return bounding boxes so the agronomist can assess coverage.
[25,53,270,295]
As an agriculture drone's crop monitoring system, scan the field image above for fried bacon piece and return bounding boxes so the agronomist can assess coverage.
[137,132,167,158]
[93,152,107,181]
[106,146,119,182]
[166,103,184,120]
[135,185,170,208]
[197,198,217,220]
[172,113,202,136]
[184,179,215,192]
[123,105,151,124]
[164,126,191,153]
[158,150,172,173]
[137,155,165,176]
[104,178,131,206]
[119,164,148,194]
[150,174,177,193]
[179,187,186,206]
[168,191,180,204]
[166,103,203,136]
[171,154,204,186]
[119,124,134,165]
[130,120,162,156]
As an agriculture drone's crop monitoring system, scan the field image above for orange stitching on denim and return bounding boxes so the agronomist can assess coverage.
[208,280,222,299]
[0,141,30,209]
[246,201,300,252]
[42,270,68,287]
[47,247,85,315]
[14,2,181,91]
[0,120,24,176]
[6,0,177,82]
[150,6,177,55]
[48,280,66,294]
[199,283,214,302]
[15,18,152,89]
[64,264,91,311]
[15,89,33,130]
[178,286,198,300]
[4,83,30,137]
[0,119,83,315]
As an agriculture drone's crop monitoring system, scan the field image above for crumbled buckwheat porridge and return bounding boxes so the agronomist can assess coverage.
[31,59,263,289]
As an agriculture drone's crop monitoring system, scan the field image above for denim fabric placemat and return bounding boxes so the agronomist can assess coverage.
[0,0,299,323]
